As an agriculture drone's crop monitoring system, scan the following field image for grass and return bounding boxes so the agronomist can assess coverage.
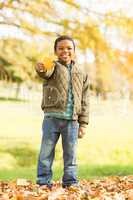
[0,167,37,181]
[0,97,133,181]
[1,164,133,182]
[0,96,27,102]
[5,146,38,166]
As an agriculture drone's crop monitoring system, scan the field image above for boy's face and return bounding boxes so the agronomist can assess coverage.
[55,40,75,65]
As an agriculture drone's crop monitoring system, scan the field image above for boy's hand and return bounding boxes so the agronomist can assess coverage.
[78,126,87,139]
[35,62,46,72]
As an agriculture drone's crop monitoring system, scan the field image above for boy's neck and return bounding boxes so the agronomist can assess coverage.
[58,59,72,66]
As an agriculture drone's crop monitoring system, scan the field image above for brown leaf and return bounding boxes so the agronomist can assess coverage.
[126,190,133,200]
[16,179,30,187]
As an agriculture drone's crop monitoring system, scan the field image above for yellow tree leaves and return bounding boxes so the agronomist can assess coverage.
[0,0,57,36]
[115,50,133,85]
[62,0,80,9]
[0,38,40,82]
[105,12,133,39]
[0,0,133,93]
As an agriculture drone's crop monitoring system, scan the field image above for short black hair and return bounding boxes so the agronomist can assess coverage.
[54,35,75,52]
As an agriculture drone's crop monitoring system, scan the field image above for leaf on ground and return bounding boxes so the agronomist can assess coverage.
[0,176,133,199]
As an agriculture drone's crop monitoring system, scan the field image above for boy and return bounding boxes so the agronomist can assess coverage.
[35,35,89,188]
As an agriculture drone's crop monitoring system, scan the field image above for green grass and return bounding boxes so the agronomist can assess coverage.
[0,98,133,181]
[5,146,38,166]
[78,165,133,178]
[1,164,133,182]
[0,167,37,182]
[0,96,27,102]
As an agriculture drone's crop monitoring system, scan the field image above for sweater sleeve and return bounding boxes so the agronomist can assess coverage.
[35,64,55,80]
[78,73,89,127]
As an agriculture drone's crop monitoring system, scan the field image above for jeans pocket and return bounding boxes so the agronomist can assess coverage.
[72,120,79,129]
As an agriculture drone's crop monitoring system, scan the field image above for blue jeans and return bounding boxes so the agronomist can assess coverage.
[37,116,79,187]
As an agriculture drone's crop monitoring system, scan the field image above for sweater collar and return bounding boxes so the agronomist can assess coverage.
[57,59,75,67]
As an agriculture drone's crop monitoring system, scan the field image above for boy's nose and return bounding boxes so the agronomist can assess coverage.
[63,48,68,52]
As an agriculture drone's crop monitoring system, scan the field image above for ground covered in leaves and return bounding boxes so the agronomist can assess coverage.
[0,176,133,200]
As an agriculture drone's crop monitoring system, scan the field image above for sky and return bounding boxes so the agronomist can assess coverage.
[76,0,133,17]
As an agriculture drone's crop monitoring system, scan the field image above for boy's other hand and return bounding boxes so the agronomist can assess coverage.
[78,127,86,139]
[35,62,46,72]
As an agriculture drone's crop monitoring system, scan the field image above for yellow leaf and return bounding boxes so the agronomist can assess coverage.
[42,56,55,70]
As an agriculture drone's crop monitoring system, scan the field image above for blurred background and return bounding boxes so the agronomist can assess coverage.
[0,0,133,181]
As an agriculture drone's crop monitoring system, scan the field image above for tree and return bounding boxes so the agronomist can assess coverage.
[0,0,133,97]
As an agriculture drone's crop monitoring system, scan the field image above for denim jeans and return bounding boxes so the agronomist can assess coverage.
[37,116,79,187]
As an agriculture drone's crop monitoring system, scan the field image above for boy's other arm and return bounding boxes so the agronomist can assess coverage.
[78,73,89,128]
[35,62,55,79]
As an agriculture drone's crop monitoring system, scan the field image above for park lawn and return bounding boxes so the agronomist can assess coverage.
[0,98,133,181]
[1,165,133,182]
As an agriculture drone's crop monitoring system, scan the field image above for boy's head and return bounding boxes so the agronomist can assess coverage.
[54,35,75,65]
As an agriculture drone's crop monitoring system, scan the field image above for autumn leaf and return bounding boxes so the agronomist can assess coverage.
[1,176,133,199]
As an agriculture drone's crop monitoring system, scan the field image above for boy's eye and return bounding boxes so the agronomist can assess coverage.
[58,47,73,50]
[58,47,63,50]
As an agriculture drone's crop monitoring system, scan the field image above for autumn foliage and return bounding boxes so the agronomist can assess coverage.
[1,0,133,96]
[0,176,133,200]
